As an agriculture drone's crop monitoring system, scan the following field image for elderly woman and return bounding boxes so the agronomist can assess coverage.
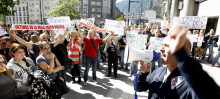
[36,41,68,98]
[7,43,36,99]
[0,54,17,99]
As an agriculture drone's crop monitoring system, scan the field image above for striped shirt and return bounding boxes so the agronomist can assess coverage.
[68,41,80,64]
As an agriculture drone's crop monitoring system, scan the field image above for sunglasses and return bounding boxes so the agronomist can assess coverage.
[0,61,6,65]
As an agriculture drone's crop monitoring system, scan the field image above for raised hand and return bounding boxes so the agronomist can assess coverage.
[139,60,151,73]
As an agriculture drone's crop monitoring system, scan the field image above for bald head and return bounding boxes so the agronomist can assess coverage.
[184,38,191,55]
[88,30,95,38]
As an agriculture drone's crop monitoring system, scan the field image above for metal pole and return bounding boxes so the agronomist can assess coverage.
[40,0,42,24]
[139,0,143,25]
[128,0,130,26]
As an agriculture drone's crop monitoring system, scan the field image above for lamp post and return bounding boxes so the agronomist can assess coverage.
[39,0,42,24]
[127,0,139,26]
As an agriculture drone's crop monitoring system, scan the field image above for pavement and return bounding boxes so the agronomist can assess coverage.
[62,59,220,99]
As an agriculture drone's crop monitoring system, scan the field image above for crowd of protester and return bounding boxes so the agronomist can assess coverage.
[0,22,220,99]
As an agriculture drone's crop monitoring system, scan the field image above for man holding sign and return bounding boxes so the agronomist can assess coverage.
[77,24,114,85]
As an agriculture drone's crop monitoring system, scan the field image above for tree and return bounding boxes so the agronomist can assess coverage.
[48,0,82,20]
[0,0,19,16]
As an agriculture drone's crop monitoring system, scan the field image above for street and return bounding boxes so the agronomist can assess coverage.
[62,60,220,99]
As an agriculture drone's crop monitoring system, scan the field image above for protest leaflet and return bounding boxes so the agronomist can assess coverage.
[126,31,148,50]
[145,10,156,20]
[148,37,164,51]
[104,19,125,35]
[172,16,208,29]
[47,16,72,34]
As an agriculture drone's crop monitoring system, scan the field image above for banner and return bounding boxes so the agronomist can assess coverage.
[80,19,111,33]
[0,29,7,36]
[172,16,208,29]
[104,19,125,35]
[148,37,164,51]
[47,16,71,34]
[11,24,65,30]
[81,18,95,24]
[126,31,148,50]
[145,10,156,20]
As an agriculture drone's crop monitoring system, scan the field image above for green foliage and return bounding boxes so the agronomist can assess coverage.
[0,14,6,23]
[48,0,82,20]
[0,0,20,16]
[116,14,124,21]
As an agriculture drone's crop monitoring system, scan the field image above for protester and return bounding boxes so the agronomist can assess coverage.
[52,34,69,81]
[203,29,216,62]
[36,41,68,98]
[194,29,206,60]
[7,43,36,99]
[104,33,125,78]
[135,25,220,98]
[0,54,17,99]
[77,24,113,85]
[211,44,220,67]
[0,37,14,61]
[67,32,82,83]
[9,29,68,57]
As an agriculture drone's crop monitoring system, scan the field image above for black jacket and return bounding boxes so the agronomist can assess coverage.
[136,48,220,99]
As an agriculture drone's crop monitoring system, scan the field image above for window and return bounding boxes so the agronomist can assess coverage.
[20,17,22,21]
[19,7,21,11]
[97,2,101,6]
[91,1,96,5]
[23,7,25,11]
[83,0,88,5]
[19,12,22,16]
[96,8,101,12]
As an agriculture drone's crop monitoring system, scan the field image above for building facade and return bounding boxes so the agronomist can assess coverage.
[6,1,28,24]
[80,0,116,24]
[6,0,58,24]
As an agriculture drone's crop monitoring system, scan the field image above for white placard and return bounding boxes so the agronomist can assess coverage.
[145,10,156,20]
[0,29,7,36]
[172,16,208,29]
[187,34,198,43]
[148,37,164,51]
[126,31,148,50]
[47,16,71,34]
[104,19,125,35]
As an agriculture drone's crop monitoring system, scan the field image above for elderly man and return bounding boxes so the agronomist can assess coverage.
[104,33,125,78]
[77,24,113,85]
[135,25,220,98]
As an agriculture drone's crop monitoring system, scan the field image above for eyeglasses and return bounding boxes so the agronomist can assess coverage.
[0,61,6,65]
[42,47,50,50]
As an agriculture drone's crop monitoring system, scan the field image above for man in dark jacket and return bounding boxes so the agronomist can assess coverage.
[135,25,220,99]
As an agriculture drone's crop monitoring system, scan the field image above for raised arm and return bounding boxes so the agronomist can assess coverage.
[53,28,69,47]
[102,31,114,43]
[77,24,84,40]
[9,29,33,49]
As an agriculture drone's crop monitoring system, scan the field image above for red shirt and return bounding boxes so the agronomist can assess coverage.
[83,37,103,57]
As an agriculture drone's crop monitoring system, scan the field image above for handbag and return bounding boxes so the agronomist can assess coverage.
[15,63,53,98]
[65,58,74,70]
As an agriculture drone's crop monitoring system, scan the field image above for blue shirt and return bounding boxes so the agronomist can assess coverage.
[36,54,57,80]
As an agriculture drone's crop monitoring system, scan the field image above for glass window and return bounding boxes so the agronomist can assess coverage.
[19,12,22,16]
[97,2,101,6]
[23,7,25,11]
[83,0,88,5]
[19,7,21,11]
[91,1,96,5]
[97,8,101,12]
